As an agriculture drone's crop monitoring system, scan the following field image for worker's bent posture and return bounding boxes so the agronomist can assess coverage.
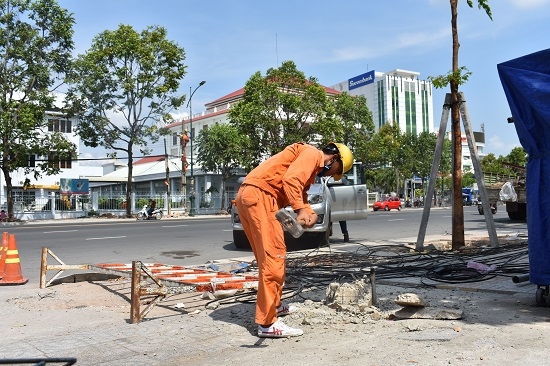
[235,142,353,338]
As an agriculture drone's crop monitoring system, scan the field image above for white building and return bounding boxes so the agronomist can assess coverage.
[332,69,489,172]
[454,127,486,173]
[0,110,103,214]
[331,69,435,134]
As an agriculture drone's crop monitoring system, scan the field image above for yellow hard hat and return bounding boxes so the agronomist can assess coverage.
[323,142,354,181]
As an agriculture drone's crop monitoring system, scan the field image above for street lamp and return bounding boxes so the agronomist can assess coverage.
[186,80,206,216]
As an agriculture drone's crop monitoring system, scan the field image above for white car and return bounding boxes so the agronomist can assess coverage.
[231,167,369,250]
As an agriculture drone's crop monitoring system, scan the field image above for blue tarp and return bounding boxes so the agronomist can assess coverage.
[498,48,550,285]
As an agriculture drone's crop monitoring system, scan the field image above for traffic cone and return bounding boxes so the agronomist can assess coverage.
[0,234,28,285]
[0,231,8,279]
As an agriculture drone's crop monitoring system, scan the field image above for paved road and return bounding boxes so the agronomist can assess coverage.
[2,205,527,286]
[4,216,233,285]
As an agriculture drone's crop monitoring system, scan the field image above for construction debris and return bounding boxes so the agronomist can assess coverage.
[389,292,463,320]
[325,278,372,310]
[389,306,463,320]
[394,293,429,307]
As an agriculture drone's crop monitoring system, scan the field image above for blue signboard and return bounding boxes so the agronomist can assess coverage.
[60,178,89,194]
[348,70,375,90]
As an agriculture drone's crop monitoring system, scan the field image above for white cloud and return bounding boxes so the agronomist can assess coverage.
[486,135,522,157]
[395,27,451,49]
[329,26,450,62]
[507,0,550,9]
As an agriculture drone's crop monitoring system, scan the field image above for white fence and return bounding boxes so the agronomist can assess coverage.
[3,189,377,221]
[0,190,239,221]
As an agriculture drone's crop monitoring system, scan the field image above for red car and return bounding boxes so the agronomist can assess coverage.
[372,196,402,211]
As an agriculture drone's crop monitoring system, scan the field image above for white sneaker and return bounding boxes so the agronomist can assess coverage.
[257,319,304,338]
[277,302,297,316]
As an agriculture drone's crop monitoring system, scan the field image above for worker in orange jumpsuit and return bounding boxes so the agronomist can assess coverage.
[235,142,354,338]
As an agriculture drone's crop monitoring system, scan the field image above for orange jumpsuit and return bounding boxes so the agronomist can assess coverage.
[235,143,323,326]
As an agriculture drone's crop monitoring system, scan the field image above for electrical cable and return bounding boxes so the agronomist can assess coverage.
[198,240,529,305]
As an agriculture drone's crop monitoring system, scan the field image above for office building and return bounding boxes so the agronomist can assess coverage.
[332,69,434,134]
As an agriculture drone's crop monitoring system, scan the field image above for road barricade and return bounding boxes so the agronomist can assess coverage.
[40,247,258,323]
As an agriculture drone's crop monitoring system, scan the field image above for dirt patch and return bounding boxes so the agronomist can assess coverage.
[415,234,528,251]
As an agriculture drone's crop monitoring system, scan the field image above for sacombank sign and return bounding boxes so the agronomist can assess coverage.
[348,70,375,91]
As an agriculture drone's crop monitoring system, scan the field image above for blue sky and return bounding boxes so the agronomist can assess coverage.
[57,0,550,160]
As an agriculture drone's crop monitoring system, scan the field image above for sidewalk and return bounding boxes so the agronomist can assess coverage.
[1,217,544,366]
[3,212,229,226]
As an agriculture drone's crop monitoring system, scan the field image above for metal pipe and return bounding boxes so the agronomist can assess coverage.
[512,273,530,283]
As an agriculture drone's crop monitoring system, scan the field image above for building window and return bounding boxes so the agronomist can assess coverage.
[48,118,72,133]
[421,84,430,131]
[377,80,386,128]
[12,190,36,210]
[134,182,150,195]
[10,154,35,167]
[173,133,179,146]
[405,82,416,134]
[48,155,72,169]
[391,81,399,124]
[26,155,35,167]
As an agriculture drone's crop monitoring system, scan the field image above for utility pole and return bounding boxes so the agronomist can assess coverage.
[186,80,206,217]
[180,127,189,211]
[164,139,171,217]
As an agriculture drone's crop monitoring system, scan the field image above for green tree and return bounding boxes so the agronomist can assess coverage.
[331,92,375,167]
[480,153,504,174]
[403,131,439,199]
[0,0,76,219]
[416,132,438,186]
[195,123,247,212]
[228,61,333,170]
[366,167,395,194]
[438,137,453,202]
[66,24,187,217]
[395,132,415,196]
[364,131,386,172]
[375,122,404,193]
[428,0,492,250]
[505,146,527,168]
[479,147,527,176]
[364,126,393,192]
[228,61,374,173]
[462,172,476,187]
[439,137,453,177]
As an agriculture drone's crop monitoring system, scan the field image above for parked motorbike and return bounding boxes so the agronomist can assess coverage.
[137,205,163,220]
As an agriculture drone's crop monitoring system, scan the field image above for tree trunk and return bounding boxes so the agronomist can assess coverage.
[395,167,400,194]
[221,171,227,212]
[1,167,14,220]
[450,0,465,249]
[126,149,133,218]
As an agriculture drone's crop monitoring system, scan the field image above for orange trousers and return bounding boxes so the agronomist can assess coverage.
[235,184,286,326]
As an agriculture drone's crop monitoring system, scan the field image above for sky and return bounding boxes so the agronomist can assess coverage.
[56,0,550,161]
